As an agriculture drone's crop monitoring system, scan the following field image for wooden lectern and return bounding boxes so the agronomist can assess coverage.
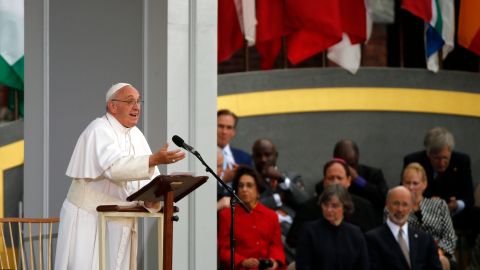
[97,175,208,270]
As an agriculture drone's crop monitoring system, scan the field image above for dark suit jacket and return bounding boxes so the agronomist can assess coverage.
[217,146,252,200]
[349,164,388,218]
[366,224,442,270]
[260,171,310,217]
[286,193,379,248]
[296,218,369,270]
[231,147,253,167]
[403,150,474,208]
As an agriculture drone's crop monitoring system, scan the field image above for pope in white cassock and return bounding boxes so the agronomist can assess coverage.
[54,83,185,270]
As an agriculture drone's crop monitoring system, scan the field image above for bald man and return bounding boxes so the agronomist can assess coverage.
[252,138,309,216]
[333,139,387,219]
[252,138,309,264]
[366,186,442,270]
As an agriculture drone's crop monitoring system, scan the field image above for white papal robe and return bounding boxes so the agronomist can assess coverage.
[54,113,160,270]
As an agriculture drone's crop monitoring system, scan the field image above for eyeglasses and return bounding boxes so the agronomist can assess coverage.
[238,182,256,189]
[111,99,144,106]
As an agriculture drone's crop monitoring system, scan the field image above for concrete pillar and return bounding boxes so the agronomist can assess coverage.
[25,0,217,269]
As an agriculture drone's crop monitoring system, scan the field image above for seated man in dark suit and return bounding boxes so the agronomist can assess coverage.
[333,139,388,220]
[366,186,442,270]
[286,159,380,248]
[217,109,253,200]
[252,138,310,217]
[468,235,480,270]
[403,127,474,230]
[252,138,310,263]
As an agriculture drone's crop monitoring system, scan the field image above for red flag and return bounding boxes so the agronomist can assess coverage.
[340,0,367,44]
[255,0,287,69]
[401,0,431,23]
[326,0,369,74]
[218,0,244,63]
[285,0,343,64]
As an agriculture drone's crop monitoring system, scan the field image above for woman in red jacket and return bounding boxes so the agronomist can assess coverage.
[218,166,286,270]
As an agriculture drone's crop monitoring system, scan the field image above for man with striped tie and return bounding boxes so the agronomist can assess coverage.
[366,186,442,270]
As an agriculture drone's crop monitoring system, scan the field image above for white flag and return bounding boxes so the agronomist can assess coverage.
[0,0,24,90]
[327,0,372,74]
[327,34,362,74]
[234,0,257,46]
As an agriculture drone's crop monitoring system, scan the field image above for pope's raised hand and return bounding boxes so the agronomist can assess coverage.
[149,143,186,167]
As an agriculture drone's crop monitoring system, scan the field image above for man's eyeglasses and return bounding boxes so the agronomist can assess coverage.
[111,99,144,106]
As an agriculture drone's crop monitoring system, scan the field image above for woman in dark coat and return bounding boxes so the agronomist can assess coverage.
[296,184,369,270]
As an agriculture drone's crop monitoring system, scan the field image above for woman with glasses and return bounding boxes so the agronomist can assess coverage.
[402,162,457,270]
[296,184,369,270]
[218,166,285,270]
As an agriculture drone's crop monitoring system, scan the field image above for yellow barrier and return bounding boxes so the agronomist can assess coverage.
[0,140,25,268]
[218,87,480,118]
[0,140,24,218]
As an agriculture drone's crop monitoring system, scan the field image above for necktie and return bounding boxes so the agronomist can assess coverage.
[398,228,411,267]
[222,148,229,170]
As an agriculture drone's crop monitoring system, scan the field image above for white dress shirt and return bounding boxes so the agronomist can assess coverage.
[386,218,410,250]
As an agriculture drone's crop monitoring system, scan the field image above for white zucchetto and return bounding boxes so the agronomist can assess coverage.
[105,83,131,102]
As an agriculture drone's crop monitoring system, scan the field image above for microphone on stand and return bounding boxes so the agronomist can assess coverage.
[171,134,250,270]
[170,134,250,213]
[172,135,199,155]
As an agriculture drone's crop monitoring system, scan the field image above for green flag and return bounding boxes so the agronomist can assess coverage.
[0,0,24,116]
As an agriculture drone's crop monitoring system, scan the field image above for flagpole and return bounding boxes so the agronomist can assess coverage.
[244,40,250,71]
[14,90,19,120]
[282,36,288,69]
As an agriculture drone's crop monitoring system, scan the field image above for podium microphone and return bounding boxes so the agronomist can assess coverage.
[172,135,250,270]
[172,135,199,155]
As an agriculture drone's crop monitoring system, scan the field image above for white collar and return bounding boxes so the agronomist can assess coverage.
[222,144,235,158]
[105,113,132,135]
[221,144,235,168]
[386,218,409,241]
[222,144,232,153]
